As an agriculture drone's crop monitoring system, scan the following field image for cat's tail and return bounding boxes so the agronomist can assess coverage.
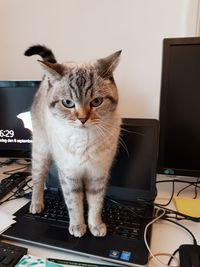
[24,45,57,63]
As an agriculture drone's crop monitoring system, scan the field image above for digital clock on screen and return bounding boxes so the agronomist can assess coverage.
[0,130,15,138]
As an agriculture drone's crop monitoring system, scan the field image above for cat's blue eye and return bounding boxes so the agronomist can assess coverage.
[90,97,103,107]
[62,99,75,108]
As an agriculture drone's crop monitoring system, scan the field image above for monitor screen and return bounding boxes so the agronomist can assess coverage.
[0,81,40,158]
[158,37,200,177]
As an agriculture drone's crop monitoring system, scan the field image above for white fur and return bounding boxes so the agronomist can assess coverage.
[45,107,119,179]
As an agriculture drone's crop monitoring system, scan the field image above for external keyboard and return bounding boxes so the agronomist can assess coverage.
[0,241,27,266]
[0,172,31,201]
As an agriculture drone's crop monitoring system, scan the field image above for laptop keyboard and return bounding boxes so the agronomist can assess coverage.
[24,191,147,240]
[103,200,145,239]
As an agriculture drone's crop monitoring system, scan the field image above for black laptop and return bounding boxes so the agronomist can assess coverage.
[2,118,159,267]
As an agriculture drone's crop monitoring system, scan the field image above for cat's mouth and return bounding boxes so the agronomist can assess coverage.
[79,124,87,129]
[77,122,89,129]
[76,119,91,129]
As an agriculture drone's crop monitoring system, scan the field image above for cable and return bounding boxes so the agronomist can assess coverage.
[105,198,182,266]
[176,177,200,198]
[167,248,179,266]
[144,208,179,267]
[148,253,179,267]
[0,178,32,206]
[162,217,198,246]
[152,202,200,222]
[156,178,200,206]
[176,183,193,197]
[145,209,198,266]
[156,178,200,185]
[193,177,199,199]
[3,165,31,175]
[137,198,198,222]
[157,180,175,206]
[163,217,198,266]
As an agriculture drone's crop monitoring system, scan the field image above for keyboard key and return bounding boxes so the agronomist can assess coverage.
[0,241,27,267]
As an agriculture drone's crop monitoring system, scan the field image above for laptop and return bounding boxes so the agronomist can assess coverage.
[2,118,159,267]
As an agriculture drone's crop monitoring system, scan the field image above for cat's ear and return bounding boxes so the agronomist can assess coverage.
[38,60,64,80]
[97,50,122,79]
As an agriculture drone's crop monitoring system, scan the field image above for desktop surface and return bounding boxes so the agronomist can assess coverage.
[0,163,200,267]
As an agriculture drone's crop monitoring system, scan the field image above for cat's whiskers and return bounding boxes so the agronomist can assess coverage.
[96,123,119,146]
[102,120,144,137]
[94,125,106,141]
[100,121,121,131]
[100,122,129,156]
[118,136,129,156]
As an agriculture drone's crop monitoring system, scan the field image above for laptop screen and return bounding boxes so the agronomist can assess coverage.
[107,118,159,202]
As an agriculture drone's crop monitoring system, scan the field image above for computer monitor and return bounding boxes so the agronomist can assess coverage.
[158,37,200,177]
[0,81,40,158]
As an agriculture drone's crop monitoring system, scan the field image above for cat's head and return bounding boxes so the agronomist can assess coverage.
[39,51,121,129]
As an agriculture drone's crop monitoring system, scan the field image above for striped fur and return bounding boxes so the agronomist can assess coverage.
[27,45,121,237]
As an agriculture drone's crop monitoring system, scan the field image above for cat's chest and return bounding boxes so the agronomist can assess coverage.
[48,121,96,156]
[45,113,116,161]
[64,131,91,153]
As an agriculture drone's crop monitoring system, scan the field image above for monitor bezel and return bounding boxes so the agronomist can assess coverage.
[158,37,200,177]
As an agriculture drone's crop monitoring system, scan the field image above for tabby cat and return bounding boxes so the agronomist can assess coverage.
[25,45,121,237]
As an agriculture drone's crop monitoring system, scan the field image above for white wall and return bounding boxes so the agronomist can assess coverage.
[0,0,199,118]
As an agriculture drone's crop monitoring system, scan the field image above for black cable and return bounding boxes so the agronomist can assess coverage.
[167,248,179,265]
[163,217,198,266]
[176,177,200,198]
[0,186,32,205]
[162,217,198,246]
[0,178,32,206]
[156,178,200,185]
[177,183,193,197]
[194,177,200,199]
[155,203,200,222]
[157,180,175,206]
[138,199,200,222]
[155,178,200,207]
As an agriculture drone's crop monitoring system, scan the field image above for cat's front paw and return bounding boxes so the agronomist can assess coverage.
[69,224,87,238]
[29,201,44,214]
[89,223,107,237]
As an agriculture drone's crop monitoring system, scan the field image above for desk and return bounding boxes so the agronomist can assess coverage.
[0,163,200,267]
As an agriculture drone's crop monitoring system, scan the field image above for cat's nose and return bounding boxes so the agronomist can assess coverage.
[78,118,88,124]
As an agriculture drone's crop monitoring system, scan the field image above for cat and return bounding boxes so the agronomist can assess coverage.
[25,45,121,237]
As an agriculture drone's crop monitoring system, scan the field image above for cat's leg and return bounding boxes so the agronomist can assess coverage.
[85,176,107,237]
[58,169,87,237]
[30,136,51,214]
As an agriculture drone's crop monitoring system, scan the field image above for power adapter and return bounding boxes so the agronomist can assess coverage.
[179,244,200,267]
